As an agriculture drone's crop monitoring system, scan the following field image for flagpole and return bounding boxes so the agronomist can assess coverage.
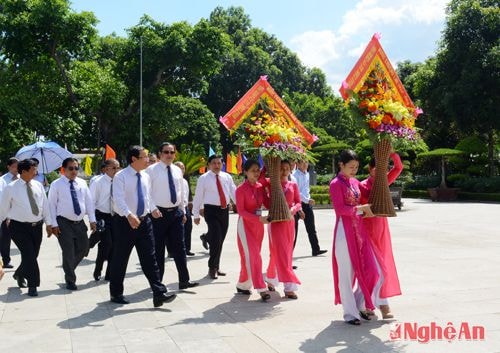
[139,36,143,146]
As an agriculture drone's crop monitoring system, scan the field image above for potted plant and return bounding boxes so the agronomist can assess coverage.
[418,148,464,201]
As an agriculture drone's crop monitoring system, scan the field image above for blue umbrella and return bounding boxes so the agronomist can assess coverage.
[15,141,73,173]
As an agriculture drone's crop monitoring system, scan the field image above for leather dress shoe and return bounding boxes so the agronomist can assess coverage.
[186,251,195,256]
[200,234,209,250]
[66,282,78,290]
[93,272,101,281]
[3,263,14,269]
[347,319,361,326]
[153,292,177,307]
[28,287,38,297]
[13,274,27,288]
[208,268,218,279]
[284,291,298,299]
[179,281,199,290]
[236,287,251,295]
[312,249,328,256]
[110,295,130,304]
[292,265,298,270]
[216,270,226,276]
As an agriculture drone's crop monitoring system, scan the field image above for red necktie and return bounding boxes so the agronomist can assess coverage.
[216,174,227,209]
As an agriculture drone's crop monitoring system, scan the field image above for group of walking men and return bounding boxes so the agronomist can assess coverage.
[0,143,327,306]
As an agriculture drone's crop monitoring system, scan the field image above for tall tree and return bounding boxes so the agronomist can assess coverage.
[423,0,499,175]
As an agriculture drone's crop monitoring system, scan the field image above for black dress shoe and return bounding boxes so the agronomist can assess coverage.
[216,270,226,276]
[186,251,195,256]
[292,265,298,270]
[200,234,209,250]
[179,281,200,290]
[110,295,130,304]
[27,287,38,297]
[13,274,27,288]
[236,287,251,295]
[208,268,218,279]
[66,282,78,290]
[93,272,101,281]
[312,249,328,256]
[3,263,14,269]
[153,292,177,307]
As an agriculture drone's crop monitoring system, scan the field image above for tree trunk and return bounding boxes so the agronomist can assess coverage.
[488,130,497,177]
[368,138,396,217]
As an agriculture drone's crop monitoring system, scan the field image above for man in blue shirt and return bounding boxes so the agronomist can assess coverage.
[293,160,327,256]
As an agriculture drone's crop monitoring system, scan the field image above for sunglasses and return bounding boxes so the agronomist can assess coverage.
[162,151,176,155]
[66,166,79,171]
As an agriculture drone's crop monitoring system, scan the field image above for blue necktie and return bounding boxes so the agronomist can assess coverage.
[136,172,145,216]
[69,180,82,215]
[167,166,177,204]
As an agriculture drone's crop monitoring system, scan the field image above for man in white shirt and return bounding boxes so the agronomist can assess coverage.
[109,145,176,307]
[0,159,52,296]
[48,157,96,290]
[146,143,198,290]
[293,160,327,256]
[1,157,19,269]
[193,155,236,279]
[174,161,195,256]
[89,158,120,281]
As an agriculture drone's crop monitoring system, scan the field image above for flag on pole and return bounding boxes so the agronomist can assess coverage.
[105,144,116,160]
[225,153,232,173]
[83,155,93,176]
[209,145,215,157]
[236,148,243,174]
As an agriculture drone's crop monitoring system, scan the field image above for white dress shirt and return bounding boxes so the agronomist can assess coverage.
[0,177,6,195]
[192,170,236,218]
[48,176,96,226]
[293,169,311,203]
[146,161,186,210]
[1,172,19,184]
[182,178,189,208]
[90,174,113,214]
[0,179,51,224]
[112,166,156,217]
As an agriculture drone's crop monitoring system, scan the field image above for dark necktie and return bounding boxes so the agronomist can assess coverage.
[69,180,82,215]
[167,165,177,204]
[136,172,145,216]
[216,174,227,209]
[26,182,39,216]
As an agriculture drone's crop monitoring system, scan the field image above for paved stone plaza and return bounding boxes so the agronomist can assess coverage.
[0,198,499,353]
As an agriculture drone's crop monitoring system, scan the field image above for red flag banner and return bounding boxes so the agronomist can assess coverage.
[220,76,316,146]
[105,144,116,160]
[339,34,416,111]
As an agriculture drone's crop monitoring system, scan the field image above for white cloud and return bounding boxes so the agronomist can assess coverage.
[289,0,448,90]
[290,30,341,68]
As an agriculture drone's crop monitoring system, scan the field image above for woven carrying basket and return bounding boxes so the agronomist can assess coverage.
[265,156,292,222]
[368,138,396,217]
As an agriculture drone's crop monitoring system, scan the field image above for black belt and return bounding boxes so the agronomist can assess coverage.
[158,206,178,212]
[11,219,43,227]
[204,204,229,209]
[96,210,111,216]
[57,216,84,224]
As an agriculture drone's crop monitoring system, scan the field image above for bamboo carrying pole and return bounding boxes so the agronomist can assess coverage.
[265,156,292,222]
[368,138,396,217]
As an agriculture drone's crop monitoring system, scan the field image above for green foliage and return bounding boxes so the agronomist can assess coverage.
[316,174,334,185]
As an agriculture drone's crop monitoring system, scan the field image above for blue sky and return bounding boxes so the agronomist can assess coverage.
[71,0,449,91]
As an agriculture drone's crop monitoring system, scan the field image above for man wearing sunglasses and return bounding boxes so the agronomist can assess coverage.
[48,157,96,290]
[146,143,199,290]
